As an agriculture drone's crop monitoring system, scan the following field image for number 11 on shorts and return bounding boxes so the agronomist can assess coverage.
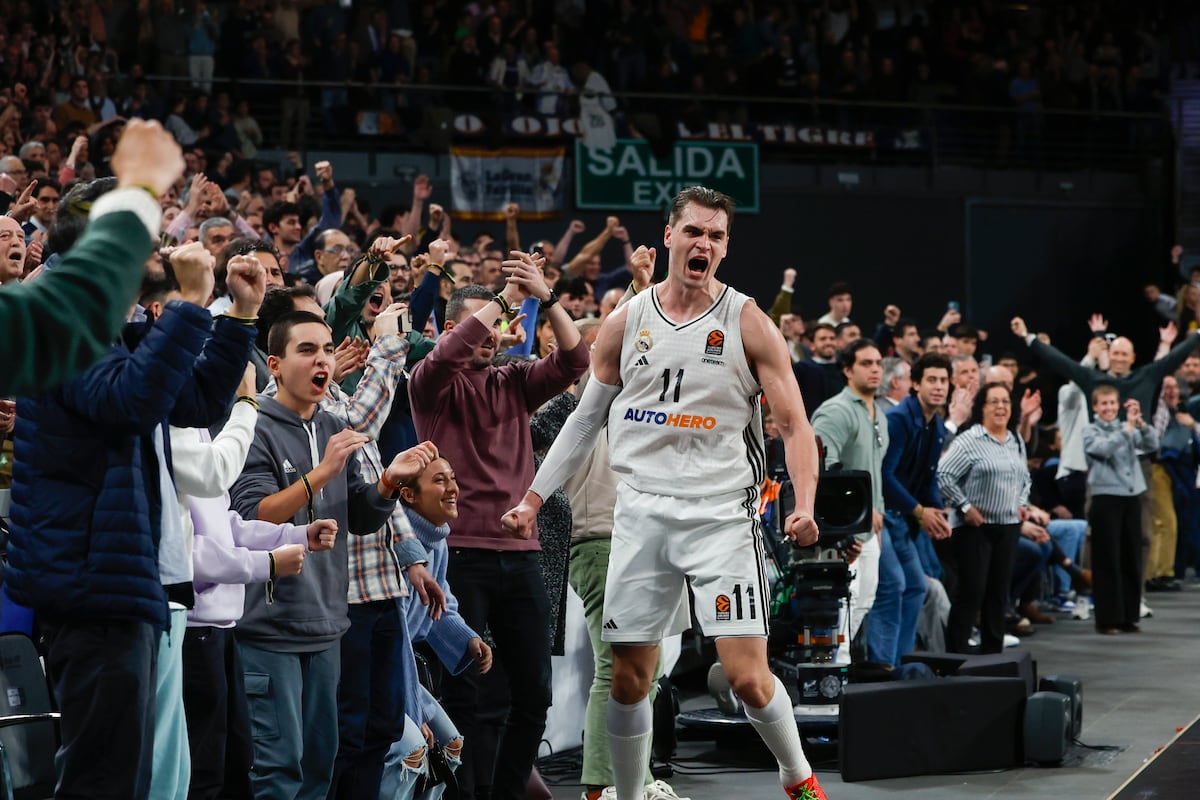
[715,584,756,622]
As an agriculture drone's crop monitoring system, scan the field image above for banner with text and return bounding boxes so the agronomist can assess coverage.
[449,146,566,221]
[451,112,926,152]
[574,139,760,213]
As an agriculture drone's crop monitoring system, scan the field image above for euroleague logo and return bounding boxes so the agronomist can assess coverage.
[705,329,724,356]
[715,594,731,621]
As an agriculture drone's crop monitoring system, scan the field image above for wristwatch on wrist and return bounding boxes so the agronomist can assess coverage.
[540,290,559,310]
[960,502,973,515]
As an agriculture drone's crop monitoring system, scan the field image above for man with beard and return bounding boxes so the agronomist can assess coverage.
[793,321,842,414]
[811,339,888,662]
[408,251,587,800]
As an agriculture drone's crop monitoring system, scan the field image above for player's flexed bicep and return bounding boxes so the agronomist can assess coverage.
[591,302,629,387]
[741,302,820,545]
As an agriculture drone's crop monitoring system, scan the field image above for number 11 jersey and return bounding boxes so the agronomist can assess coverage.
[607,284,766,497]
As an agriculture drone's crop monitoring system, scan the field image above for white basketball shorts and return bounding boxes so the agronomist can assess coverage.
[601,482,771,643]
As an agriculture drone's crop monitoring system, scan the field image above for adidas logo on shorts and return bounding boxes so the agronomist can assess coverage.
[634,355,650,367]
[603,619,619,631]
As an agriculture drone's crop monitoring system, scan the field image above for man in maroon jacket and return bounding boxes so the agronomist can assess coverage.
[409,250,589,800]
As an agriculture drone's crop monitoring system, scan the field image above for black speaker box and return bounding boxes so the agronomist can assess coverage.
[839,676,1026,781]
[1024,691,1072,764]
[958,650,1036,696]
[1040,674,1083,738]
[900,652,969,676]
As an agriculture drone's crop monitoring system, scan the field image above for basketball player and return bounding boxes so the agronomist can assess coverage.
[502,187,827,800]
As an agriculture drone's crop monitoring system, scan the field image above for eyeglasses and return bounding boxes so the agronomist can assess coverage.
[389,263,411,272]
[984,398,1012,406]
[322,244,352,254]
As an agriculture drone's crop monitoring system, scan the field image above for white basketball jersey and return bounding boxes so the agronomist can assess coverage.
[608,284,766,496]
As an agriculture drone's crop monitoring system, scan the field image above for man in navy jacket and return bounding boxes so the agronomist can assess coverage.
[8,192,265,798]
[870,353,955,666]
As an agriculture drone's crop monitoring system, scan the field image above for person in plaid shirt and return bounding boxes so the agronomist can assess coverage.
[237,290,444,800]
[317,302,448,800]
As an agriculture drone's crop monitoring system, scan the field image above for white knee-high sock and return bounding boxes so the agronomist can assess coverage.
[607,697,652,800]
[742,676,813,785]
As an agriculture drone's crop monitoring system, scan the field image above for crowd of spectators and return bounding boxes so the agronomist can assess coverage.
[2,4,1200,800]
[764,262,1200,664]
[0,0,1186,159]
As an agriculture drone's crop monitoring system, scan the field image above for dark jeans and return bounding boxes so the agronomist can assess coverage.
[331,600,407,800]
[182,626,253,800]
[1090,494,1143,628]
[947,523,1019,654]
[1010,536,1053,607]
[442,549,552,800]
[1173,481,1200,578]
[41,616,159,800]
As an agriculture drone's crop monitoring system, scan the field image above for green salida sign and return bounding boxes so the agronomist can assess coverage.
[574,139,759,213]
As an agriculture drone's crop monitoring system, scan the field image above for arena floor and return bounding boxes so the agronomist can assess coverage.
[546,586,1200,799]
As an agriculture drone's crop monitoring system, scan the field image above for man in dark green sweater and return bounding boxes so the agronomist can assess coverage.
[0,119,184,397]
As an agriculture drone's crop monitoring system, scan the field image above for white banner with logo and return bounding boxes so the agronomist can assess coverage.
[449,146,566,221]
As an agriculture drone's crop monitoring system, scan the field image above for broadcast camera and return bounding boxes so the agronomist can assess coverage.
[765,465,873,706]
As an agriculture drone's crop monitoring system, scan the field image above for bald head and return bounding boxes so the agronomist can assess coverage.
[984,364,1014,390]
[599,287,624,319]
[0,216,27,284]
[1108,336,1135,376]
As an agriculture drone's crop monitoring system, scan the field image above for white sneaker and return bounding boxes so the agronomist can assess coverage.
[594,784,689,800]
[1004,633,1020,648]
[1141,600,1154,619]
[707,662,743,716]
[644,780,691,800]
[1072,595,1092,621]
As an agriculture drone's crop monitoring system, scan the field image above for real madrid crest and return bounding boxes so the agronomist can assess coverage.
[635,329,653,353]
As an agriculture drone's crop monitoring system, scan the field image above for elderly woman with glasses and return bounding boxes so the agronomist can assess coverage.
[937,382,1032,653]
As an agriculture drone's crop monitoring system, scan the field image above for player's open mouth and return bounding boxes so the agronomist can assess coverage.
[686,257,708,276]
[367,293,384,311]
[312,372,329,391]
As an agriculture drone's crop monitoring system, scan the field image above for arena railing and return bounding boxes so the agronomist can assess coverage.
[143,74,1173,171]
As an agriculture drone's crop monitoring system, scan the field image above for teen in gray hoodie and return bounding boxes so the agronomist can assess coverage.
[229,310,438,800]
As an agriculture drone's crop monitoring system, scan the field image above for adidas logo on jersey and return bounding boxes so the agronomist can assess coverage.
[283,459,297,474]
[634,355,650,367]
[603,619,619,631]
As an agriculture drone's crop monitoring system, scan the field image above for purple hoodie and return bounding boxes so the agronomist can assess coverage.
[188,499,309,628]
